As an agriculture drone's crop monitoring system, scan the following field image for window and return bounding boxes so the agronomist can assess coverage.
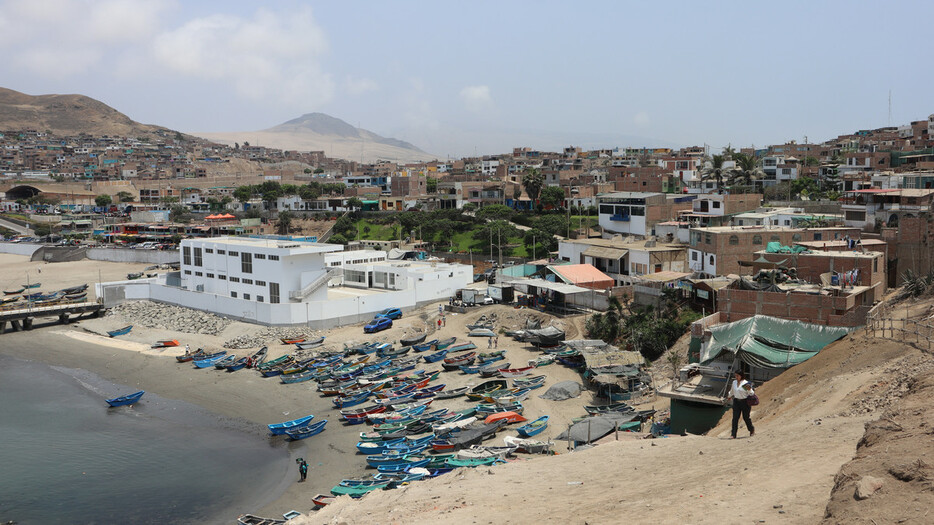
[218,275,226,280]
[195,271,202,277]
[654,264,663,272]
[242,279,253,285]
[874,258,878,272]
[256,280,266,286]
[257,296,264,303]
[792,233,802,242]
[630,206,645,216]
[193,247,202,267]
[729,235,739,245]
[691,251,698,261]
[814,233,822,241]
[705,233,712,244]
[217,249,226,255]
[771,235,781,242]
[229,277,240,283]
[269,255,280,261]
[228,251,238,257]
[231,291,237,298]
[255,253,266,259]
[709,255,715,265]
[241,252,252,273]
[184,270,191,275]
[243,293,250,300]
[599,204,613,215]
[753,234,762,245]
[270,282,280,304]
[205,248,214,254]
[206,273,214,278]
[183,246,191,265]
[713,201,721,208]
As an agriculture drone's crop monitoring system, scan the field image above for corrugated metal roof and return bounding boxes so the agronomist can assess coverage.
[548,264,614,286]
[582,246,628,259]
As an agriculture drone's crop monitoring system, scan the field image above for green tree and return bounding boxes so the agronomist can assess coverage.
[512,186,522,202]
[700,154,727,193]
[532,214,570,237]
[314,168,324,174]
[426,177,438,193]
[476,204,515,222]
[116,191,135,202]
[346,197,363,213]
[462,202,477,213]
[726,153,764,191]
[539,185,565,208]
[233,185,253,203]
[95,194,112,207]
[522,167,544,203]
[523,228,557,257]
[170,205,191,223]
[276,210,293,235]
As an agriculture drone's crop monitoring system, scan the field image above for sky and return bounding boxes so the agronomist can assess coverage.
[0,0,931,159]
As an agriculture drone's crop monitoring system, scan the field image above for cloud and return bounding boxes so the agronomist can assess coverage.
[345,76,379,95]
[633,111,650,126]
[151,7,333,107]
[0,0,171,76]
[460,85,492,112]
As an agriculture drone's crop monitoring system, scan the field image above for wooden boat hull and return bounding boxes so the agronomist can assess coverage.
[107,325,133,337]
[106,390,145,407]
[286,419,327,440]
[268,414,315,435]
[516,416,549,437]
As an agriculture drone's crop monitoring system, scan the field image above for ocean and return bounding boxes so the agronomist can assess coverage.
[0,355,291,525]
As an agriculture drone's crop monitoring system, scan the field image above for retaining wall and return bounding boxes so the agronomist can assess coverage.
[87,247,179,264]
[0,242,43,257]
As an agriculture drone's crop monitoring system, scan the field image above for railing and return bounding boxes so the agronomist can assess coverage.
[289,268,342,301]
[865,301,934,351]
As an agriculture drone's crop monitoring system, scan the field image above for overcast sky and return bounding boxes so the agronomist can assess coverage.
[0,0,931,158]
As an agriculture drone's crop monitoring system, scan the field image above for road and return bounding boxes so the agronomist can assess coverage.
[0,217,32,235]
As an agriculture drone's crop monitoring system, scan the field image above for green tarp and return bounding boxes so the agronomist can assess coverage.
[701,315,853,369]
[765,241,807,254]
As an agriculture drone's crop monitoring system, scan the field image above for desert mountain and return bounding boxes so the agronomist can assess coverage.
[0,87,169,137]
[195,113,436,164]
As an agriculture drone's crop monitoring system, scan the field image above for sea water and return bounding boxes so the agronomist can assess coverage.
[0,355,290,524]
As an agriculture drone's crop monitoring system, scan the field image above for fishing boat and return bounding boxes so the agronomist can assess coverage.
[237,514,286,525]
[280,337,305,344]
[176,348,206,363]
[484,411,527,425]
[377,346,410,358]
[280,369,317,384]
[295,337,325,350]
[311,494,336,508]
[260,363,293,377]
[400,333,427,346]
[528,355,556,367]
[256,354,290,371]
[468,328,497,338]
[22,282,40,289]
[516,415,549,437]
[434,386,469,399]
[433,337,457,350]
[479,361,509,378]
[446,342,477,353]
[583,403,633,416]
[105,390,145,407]
[193,351,229,368]
[267,414,315,435]
[329,481,390,498]
[442,356,475,372]
[445,456,503,468]
[503,435,554,454]
[285,419,327,440]
[466,379,508,401]
[1,296,18,304]
[107,325,133,337]
[513,375,546,389]
[498,366,534,378]
[127,272,143,280]
[443,351,476,366]
[332,391,371,409]
[60,284,88,295]
[422,349,448,363]
[225,356,250,372]
[151,339,180,349]
[3,288,25,295]
[412,339,438,352]
[477,350,505,361]
[213,355,238,369]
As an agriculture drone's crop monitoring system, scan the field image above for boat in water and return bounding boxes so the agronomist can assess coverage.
[105,390,145,407]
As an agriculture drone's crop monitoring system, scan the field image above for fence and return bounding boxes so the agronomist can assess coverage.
[865,300,934,351]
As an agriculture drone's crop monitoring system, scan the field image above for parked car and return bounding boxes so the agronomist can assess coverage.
[474,274,486,282]
[374,307,403,320]
[481,296,495,305]
[364,317,393,333]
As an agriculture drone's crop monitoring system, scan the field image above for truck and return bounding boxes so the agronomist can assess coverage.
[487,284,514,304]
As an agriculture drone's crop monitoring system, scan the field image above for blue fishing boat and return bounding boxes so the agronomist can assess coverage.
[355,438,406,455]
[516,415,549,437]
[268,414,315,435]
[412,339,438,352]
[376,457,430,473]
[213,355,237,369]
[332,391,370,409]
[285,419,327,440]
[423,349,448,363]
[106,390,145,407]
[225,356,250,372]
[22,282,40,289]
[193,351,228,368]
[280,369,317,384]
[107,325,133,337]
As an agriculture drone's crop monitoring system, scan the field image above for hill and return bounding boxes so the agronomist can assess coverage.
[0,87,169,137]
[301,300,934,524]
[194,113,437,164]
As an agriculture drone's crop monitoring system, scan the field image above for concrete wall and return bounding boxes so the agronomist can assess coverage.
[0,242,43,257]
[87,247,179,264]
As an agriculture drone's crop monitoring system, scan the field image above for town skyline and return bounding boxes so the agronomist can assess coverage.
[0,1,931,158]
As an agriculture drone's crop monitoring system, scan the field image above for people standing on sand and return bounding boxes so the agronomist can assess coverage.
[437,318,442,330]
[297,458,308,482]
[487,337,493,349]
[727,371,755,438]
[184,344,190,356]
[438,305,443,315]
[495,336,499,348]
[442,315,446,327]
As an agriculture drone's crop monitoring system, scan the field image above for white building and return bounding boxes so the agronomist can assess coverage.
[97,236,472,327]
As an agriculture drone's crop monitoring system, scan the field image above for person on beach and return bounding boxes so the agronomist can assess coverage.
[442,315,446,327]
[727,371,755,438]
[495,336,499,348]
[297,458,308,482]
[487,337,493,349]
[437,318,442,330]
[184,344,190,356]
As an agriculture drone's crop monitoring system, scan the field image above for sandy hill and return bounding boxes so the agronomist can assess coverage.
[194,113,437,164]
[0,87,169,137]
[301,299,934,525]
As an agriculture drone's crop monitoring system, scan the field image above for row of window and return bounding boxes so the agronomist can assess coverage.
[230,291,265,302]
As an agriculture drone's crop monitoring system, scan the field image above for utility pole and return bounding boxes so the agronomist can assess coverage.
[533,234,536,261]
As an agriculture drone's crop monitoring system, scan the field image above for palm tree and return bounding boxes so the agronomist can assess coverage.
[522,168,544,203]
[699,154,727,194]
[726,153,765,192]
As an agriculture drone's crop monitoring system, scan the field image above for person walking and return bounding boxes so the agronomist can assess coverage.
[297,458,308,482]
[727,371,755,438]
[487,337,493,349]
[442,315,446,327]
[437,318,442,330]
[494,336,499,348]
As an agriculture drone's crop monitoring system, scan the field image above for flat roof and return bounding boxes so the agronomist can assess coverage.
[690,225,856,233]
[796,239,887,248]
[508,278,591,295]
[599,191,664,199]
[754,249,883,259]
[190,236,343,255]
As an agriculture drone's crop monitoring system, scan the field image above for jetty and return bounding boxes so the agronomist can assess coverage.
[0,301,102,333]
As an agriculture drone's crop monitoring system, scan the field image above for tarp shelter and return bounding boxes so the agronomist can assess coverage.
[555,414,638,444]
[546,264,614,290]
[766,241,807,254]
[539,381,583,401]
[701,315,853,370]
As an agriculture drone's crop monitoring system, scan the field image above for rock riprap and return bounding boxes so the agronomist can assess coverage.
[108,300,230,335]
